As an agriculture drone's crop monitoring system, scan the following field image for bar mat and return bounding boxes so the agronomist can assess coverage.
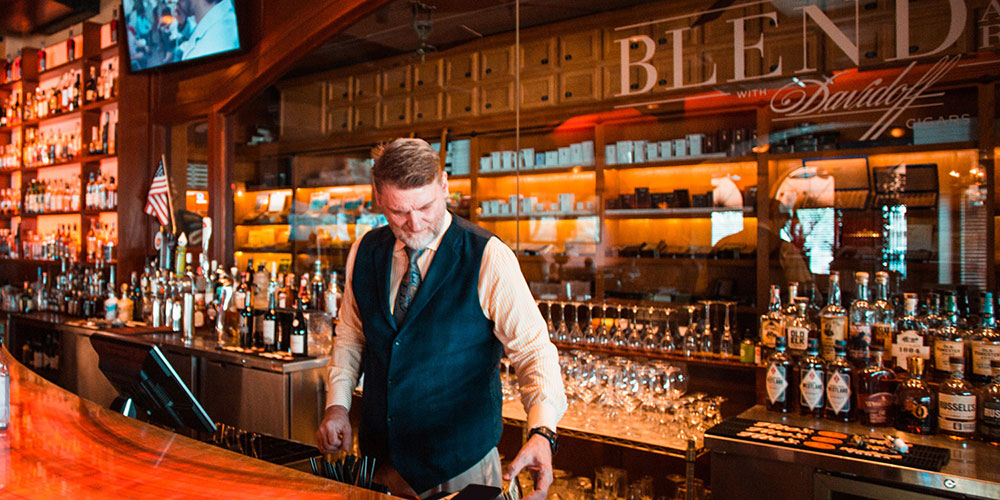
[706,418,950,472]
[209,425,320,465]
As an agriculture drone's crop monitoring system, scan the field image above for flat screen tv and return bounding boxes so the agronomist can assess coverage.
[123,0,241,71]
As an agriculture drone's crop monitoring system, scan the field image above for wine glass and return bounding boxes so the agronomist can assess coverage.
[595,303,609,345]
[719,301,736,358]
[583,302,598,345]
[554,301,569,342]
[609,304,626,348]
[642,306,659,351]
[626,304,644,350]
[543,300,556,339]
[698,300,714,355]
[568,301,584,344]
[682,305,698,357]
[660,308,676,352]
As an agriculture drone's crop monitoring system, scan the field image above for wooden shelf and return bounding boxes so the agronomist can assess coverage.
[478,211,598,221]
[22,153,114,170]
[234,246,292,253]
[477,165,596,177]
[0,78,38,91]
[22,211,83,217]
[604,207,754,219]
[19,107,86,127]
[601,256,755,267]
[604,154,754,170]
[550,339,758,371]
[235,219,290,226]
[81,210,117,216]
[37,59,84,80]
[763,141,977,161]
[80,97,117,113]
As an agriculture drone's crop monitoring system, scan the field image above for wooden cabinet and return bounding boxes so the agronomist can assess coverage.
[352,101,379,130]
[445,52,478,85]
[520,75,555,109]
[326,106,351,133]
[445,88,477,118]
[327,77,352,104]
[559,68,600,104]
[381,64,411,97]
[380,96,411,127]
[353,71,380,100]
[414,59,444,90]
[413,92,442,123]
[480,82,514,114]
[480,46,515,81]
[520,38,556,74]
[559,30,602,68]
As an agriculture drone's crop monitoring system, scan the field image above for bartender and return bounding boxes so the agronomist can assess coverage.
[316,138,567,499]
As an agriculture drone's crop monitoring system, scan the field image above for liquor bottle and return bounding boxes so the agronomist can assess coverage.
[234,269,249,314]
[894,357,935,434]
[938,356,977,440]
[253,263,269,309]
[277,273,290,309]
[848,272,874,368]
[290,298,308,357]
[857,347,895,427]
[934,292,967,379]
[971,292,1000,386]
[785,301,813,360]
[175,232,187,278]
[85,66,97,103]
[38,42,46,72]
[825,340,853,422]
[130,272,143,322]
[204,259,218,323]
[872,271,895,360]
[151,272,163,327]
[324,271,340,318]
[214,267,237,348]
[117,283,133,324]
[262,283,278,352]
[920,292,946,340]
[799,338,825,417]
[892,293,930,367]
[0,349,8,431]
[765,336,792,413]
[239,287,254,349]
[110,8,119,44]
[782,282,799,318]
[298,274,312,310]
[179,255,195,339]
[103,283,118,321]
[820,272,848,362]
[759,285,784,356]
[66,30,76,62]
[170,277,182,333]
[979,360,1000,445]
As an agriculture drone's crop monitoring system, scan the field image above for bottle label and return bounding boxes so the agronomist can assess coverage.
[872,323,892,350]
[826,372,851,414]
[934,340,964,372]
[761,319,782,349]
[234,291,245,309]
[862,392,893,424]
[787,327,809,352]
[971,342,1000,376]
[938,393,976,433]
[291,335,305,354]
[765,364,787,404]
[799,368,824,410]
[901,395,931,421]
[983,400,1000,439]
[820,316,847,360]
[892,330,930,366]
[263,320,275,345]
[848,324,871,358]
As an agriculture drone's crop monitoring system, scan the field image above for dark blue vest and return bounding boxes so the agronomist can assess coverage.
[351,215,502,493]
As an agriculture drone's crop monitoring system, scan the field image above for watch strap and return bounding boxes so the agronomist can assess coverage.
[528,426,558,455]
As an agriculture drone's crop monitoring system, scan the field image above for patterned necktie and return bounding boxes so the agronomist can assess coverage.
[394,246,425,324]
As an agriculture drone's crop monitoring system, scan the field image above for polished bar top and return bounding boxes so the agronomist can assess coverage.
[0,347,381,499]
[706,405,1000,499]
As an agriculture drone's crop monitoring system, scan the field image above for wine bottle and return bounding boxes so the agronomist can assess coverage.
[290,298,308,356]
[263,283,278,352]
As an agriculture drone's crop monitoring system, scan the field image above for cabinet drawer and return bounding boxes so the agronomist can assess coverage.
[445,88,477,118]
[353,72,380,100]
[445,52,478,84]
[380,96,411,127]
[413,93,442,122]
[352,102,379,130]
[414,59,443,90]
[603,26,652,61]
[381,64,411,96]
[520,75,555,109]
[602,64,647,99]
[326,106,352,133]
[520,38,556,73]
[559,68,600,104]
[327,77,352,103]
[480,82,514,114]
[559,30,602,67]
[480,46,514,80]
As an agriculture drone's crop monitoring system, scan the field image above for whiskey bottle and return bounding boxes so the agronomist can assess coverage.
[857,347,896,427]
[979,360,1000,445]
[894,357,935,434]
[892,293,930,368]
[290,298,308,357]
[262,282,278,352]
[239,287,254,350]
[324,271,340,318]
[765,336,792,413]
[938,356,977,440]
[920,292,946,344]
[971,292,1000,386]
[310,260,325,306]
[820,272,848,362]
[760,285,784,356]
[782,282,799,318]
[872,271,895,362]
[848,272,874,368]
[934,292,967,379]
[799,338,825,417]
[825,340,853,422]
[66,30,76,62]
[785,300,813,360]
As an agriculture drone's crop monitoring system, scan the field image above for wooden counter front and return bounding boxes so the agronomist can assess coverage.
[0,347,381,499]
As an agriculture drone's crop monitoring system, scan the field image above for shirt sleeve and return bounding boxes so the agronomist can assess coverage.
[325,238,365,410]
[479,237,567,431]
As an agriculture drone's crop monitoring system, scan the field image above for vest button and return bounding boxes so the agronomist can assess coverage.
[393,340,400,346]
[387,416,393,423]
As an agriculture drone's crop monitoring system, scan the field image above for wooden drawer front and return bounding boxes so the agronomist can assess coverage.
[519,75,555,109]
[326,107,352,133]
[413,93,442,123]
[445,53,478,84]
[381,97,411,127]
[602,64,647,99]
[414,59,443,90]
[352,102,379,130]
[327,77,352,103]
[480,82,514,114]
[382,65,412,96]
[445,88,477,118]
[559,69,600,104]
[559,30,601,67]
[520,38,556,74]
[353,72,379,100]
[480,46,514,80]
[603,26,652,60]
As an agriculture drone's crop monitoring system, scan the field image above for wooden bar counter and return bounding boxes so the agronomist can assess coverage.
[0,346,382,499]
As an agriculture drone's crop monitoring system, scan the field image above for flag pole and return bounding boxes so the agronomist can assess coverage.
[161,154,177,234]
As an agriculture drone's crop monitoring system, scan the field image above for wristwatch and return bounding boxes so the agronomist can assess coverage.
[528,426,559,455]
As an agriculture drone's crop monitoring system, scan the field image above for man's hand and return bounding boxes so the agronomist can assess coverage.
[316,405,352,453]
[503,434,554,500]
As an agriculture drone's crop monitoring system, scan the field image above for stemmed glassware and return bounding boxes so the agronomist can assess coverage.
[642,306,659,350]
[554,302,569,342]
[568,301,584,344]
[718,301,736,358]
[544,300,556,339]
[625,304,643,349]
[698,300,714,355]
[682,305,698,357]
[595,304,608,345]
[583,302,598,345]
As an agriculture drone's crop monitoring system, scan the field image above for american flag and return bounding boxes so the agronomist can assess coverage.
[144,159,171,227]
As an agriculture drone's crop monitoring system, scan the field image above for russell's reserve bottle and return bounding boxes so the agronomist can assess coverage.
[857,347,896,427]
[826,341,853,422]
[799,338,825,417]
[766,336,793,412]
[938,356,977,440]
[820,272,848,362]
[979,359,1000,445]
[894,356,935,434]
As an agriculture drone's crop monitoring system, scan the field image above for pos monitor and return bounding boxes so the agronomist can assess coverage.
[89,335,216,435]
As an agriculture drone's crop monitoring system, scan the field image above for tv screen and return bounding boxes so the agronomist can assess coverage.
[123,0,241,71]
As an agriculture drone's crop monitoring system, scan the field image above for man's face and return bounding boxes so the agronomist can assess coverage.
[376,174,449,250]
